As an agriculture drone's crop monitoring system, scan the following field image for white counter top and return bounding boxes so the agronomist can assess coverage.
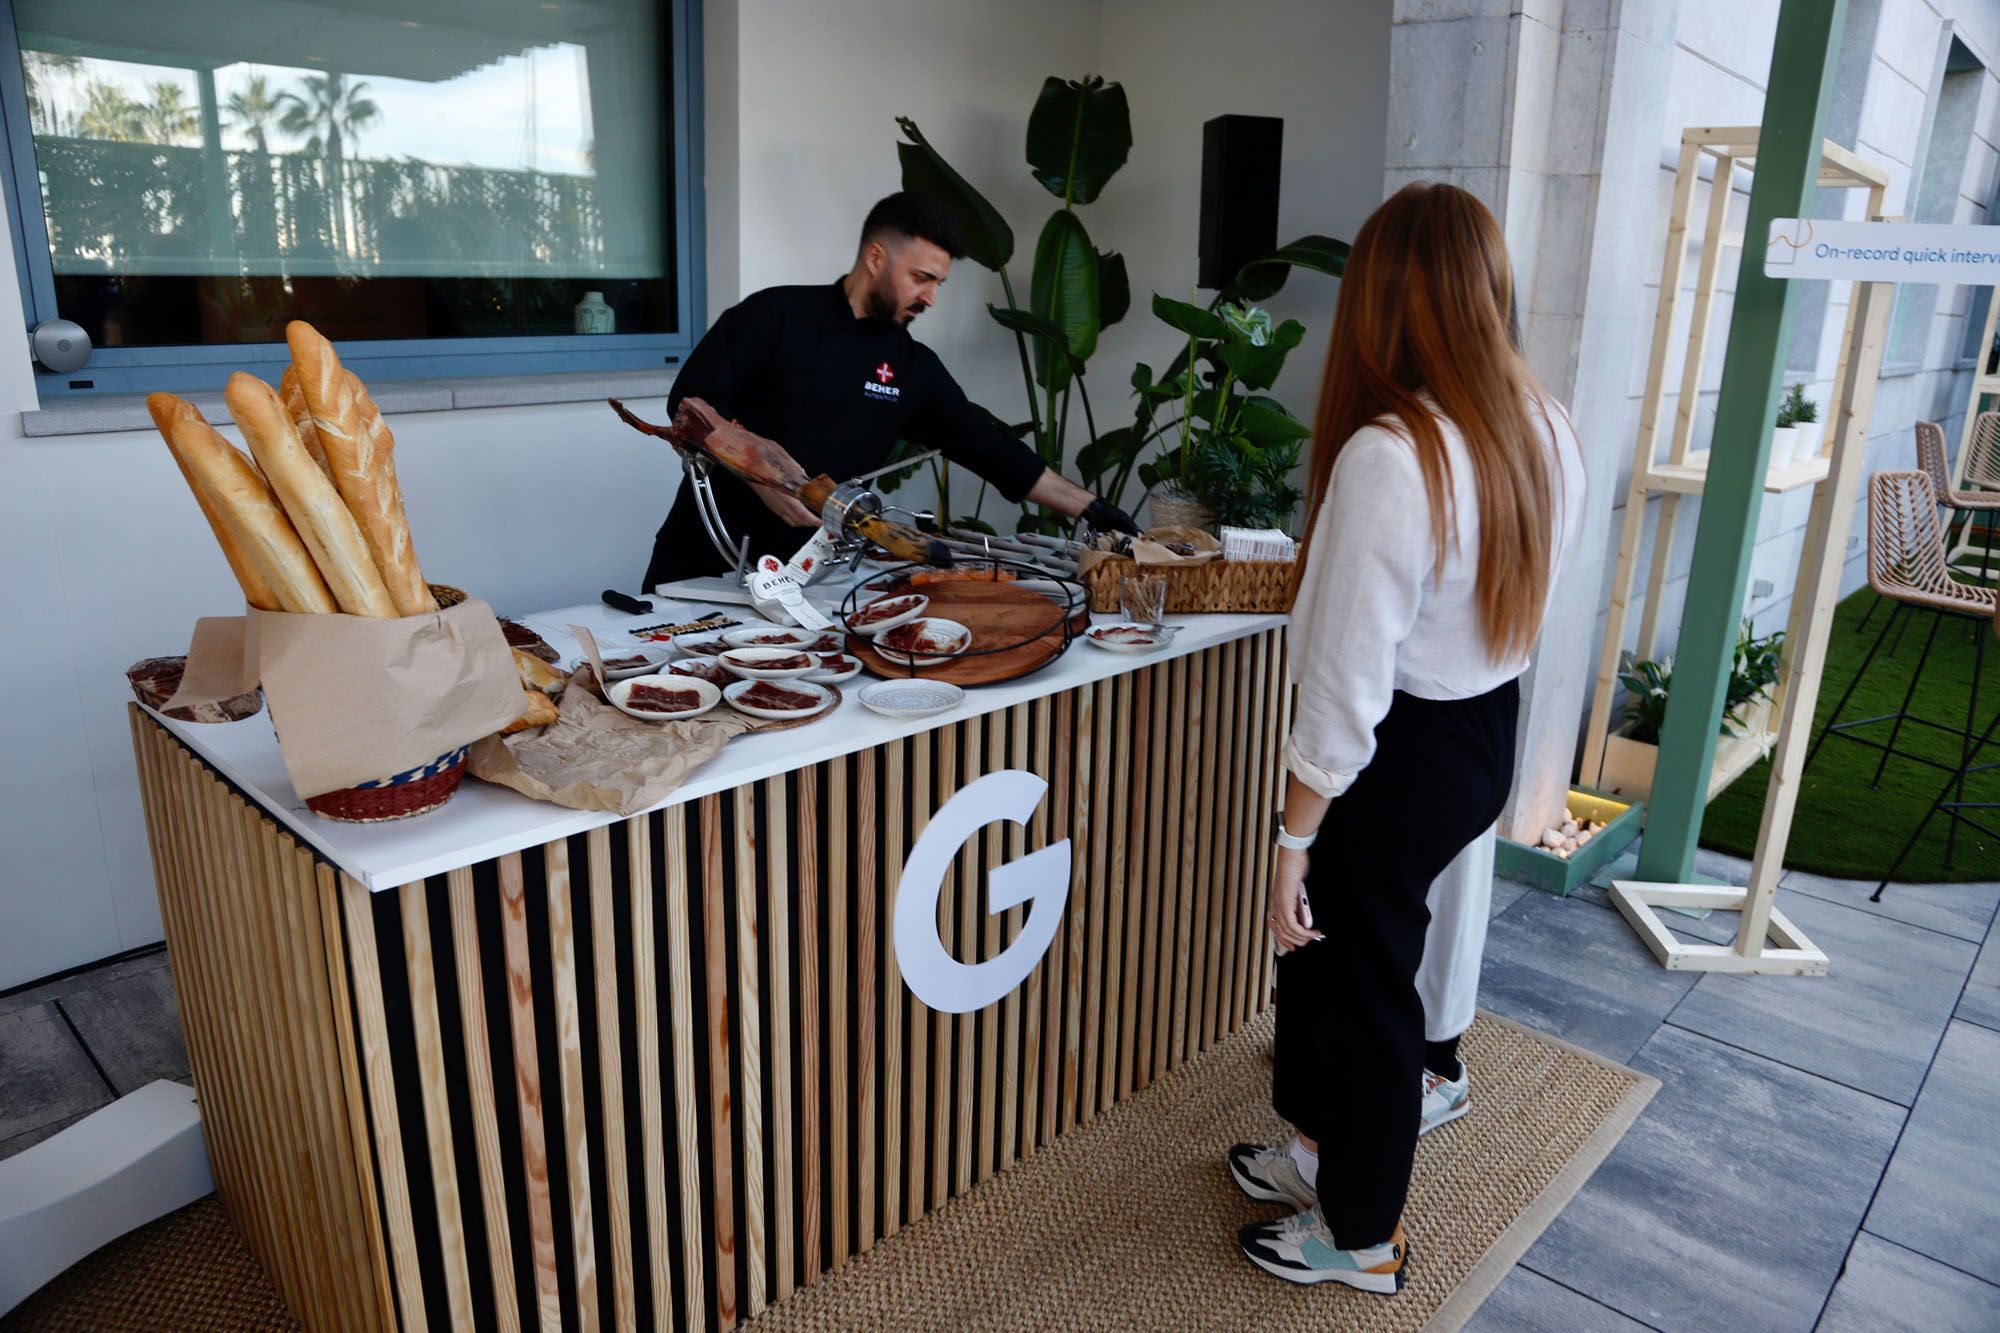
[147,588,1285,892]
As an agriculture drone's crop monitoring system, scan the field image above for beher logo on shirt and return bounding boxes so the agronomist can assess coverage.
[863,360,901,400]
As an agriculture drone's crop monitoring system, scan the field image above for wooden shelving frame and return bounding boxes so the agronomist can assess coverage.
[1581,126,1893,975]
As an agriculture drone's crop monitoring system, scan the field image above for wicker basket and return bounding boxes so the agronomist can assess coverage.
[304,745,470,823]
[1084,556,1296,615]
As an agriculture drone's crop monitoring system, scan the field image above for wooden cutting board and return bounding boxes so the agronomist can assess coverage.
[847,579,1086,686]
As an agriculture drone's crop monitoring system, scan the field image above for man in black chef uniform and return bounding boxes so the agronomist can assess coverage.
[643,190,1139,586]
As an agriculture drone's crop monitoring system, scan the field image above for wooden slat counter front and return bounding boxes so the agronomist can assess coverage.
[130,610,1289,1331]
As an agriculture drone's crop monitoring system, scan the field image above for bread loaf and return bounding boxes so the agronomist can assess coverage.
[146,392,280,611]
[167,415,337,614]
[285,321,436,616]
[513,648,566,696]
[500,687,559,734]
[227,372,398,618]
[278,366,330,474]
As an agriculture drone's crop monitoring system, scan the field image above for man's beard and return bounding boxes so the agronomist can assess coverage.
[866,279,917,326]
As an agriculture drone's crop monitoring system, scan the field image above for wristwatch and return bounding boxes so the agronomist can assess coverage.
[1272,813,1316,851]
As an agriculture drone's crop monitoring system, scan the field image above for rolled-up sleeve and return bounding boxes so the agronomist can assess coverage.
[1283,429,1431,798]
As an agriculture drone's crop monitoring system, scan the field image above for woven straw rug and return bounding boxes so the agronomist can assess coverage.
[2,1010,1651,1333]
[748,1008,1655,1333]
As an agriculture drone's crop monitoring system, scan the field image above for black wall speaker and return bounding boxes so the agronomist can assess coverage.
[1198,114,1283,290]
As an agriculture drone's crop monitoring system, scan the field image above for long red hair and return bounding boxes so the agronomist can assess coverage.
[1301,182,1557,663]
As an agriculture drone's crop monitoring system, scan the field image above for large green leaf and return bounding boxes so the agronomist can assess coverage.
[1213,318,1306,391]
[1075,425,1143,486]
[1025,76,1131,205]
[1097,250,1129,327]
[1222,235,1350,303]
[1236,399,1313,444]
[1029,210,1100,392]
[896,115,1013,271]
[1151,292,1229,341]
[988,303,1069,347]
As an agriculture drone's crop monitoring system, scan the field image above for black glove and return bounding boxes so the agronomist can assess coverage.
[1082,497,1140,536]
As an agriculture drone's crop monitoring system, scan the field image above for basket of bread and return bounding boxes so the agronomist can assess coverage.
[147,321,533,821]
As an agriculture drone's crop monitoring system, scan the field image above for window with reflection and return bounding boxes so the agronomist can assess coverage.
[15,0,678,351]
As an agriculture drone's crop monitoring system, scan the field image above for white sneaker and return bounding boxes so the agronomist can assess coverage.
[1419,1065,1471,1136]
[1239,1207,1410,1293]
[1226,1139,1318,1210]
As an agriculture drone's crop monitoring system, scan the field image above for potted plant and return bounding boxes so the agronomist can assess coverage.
[1725,617,1785,740]
[1771,386,1801,468]
[1781,382,1823,462]
[883,81,1345,535]
[1599,621,1785,800]
[1135,298,1311,533]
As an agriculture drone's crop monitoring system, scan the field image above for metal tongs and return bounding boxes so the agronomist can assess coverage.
[608,397,953,570]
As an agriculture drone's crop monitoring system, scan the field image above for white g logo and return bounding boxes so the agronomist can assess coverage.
[893,771,1072,1014]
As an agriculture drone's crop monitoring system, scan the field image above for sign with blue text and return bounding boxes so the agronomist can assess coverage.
[1766,219,2000,284]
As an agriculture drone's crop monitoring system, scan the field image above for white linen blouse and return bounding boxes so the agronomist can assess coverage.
[1282,398,1586,799]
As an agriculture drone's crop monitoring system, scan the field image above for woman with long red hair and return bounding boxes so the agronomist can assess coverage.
[1229,183,1586,1293]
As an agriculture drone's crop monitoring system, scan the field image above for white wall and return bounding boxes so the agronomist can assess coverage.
[1090,0,1390,462]
[0,0,1392,988]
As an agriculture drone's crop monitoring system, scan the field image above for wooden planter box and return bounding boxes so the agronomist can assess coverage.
[1597,697,1774,804]
[1494,787,1645,897]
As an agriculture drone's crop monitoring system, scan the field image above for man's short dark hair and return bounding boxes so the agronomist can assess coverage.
[859,190,968,260]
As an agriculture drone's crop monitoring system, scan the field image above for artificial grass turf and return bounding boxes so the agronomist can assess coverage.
[1700,588,1998,882]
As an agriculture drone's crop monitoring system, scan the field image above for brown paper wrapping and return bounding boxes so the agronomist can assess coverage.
[1077,524,1222,579]
[466,666,761,815]
[162,598,524,799]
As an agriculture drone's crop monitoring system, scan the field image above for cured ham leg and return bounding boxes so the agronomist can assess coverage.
[608,397,951,566]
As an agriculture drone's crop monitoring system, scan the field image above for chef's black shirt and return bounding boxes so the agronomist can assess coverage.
[644,278,1047,583]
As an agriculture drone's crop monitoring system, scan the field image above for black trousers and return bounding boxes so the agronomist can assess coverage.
[1270,678,1519,1247]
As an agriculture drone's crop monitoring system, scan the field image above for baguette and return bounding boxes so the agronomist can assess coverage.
[285,321,436,615]
[278,366,330,474]
[146,393,280,611]
[227,372,398,618]
[499,687,558,735]
[513,648,566,696]
[167,415,337,614]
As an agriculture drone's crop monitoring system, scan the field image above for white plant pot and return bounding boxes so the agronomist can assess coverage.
[1769,425,1800,470]
[1790,419,1825,462]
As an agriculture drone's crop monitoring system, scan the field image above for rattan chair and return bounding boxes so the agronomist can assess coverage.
[1874,590,1999,898]
[1807,473,1995,856]
[1923,417,2000,581]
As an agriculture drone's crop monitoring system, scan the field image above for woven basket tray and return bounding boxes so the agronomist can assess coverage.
[305,746,470,823]
[1084,556,1296,615]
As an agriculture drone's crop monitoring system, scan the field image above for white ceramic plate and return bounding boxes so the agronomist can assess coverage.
[671,632,729,657]
[804,651,864,684]
[875,617,972,665]
[858,679,965,719]
[722,624,821,650]
[597,645,675,680]
[843,592,928,636]
[666,657,733,687]
[724,678,835,721]
[1084,622,1181,654]
[606,674,720,722]
[717,647,821,681]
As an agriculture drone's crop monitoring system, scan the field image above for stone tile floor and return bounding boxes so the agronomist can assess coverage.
[2,858,1996,1330]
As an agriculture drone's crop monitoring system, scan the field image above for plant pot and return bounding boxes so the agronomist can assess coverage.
[1598,704,1778,806]
[1147,488,1216,533]
[1726,693,1773,742]
[1769,425,1800,470]
[1494,787,1645,897]
[1790,419,1825,462]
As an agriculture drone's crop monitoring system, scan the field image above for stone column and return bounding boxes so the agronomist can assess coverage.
[1385,0,1681,842]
